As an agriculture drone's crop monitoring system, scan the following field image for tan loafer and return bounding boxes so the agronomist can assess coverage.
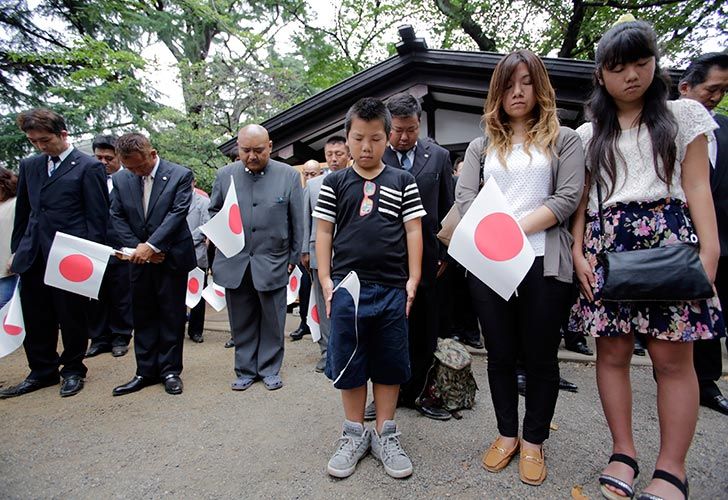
[482,436,519,472]
[519,443,546,485]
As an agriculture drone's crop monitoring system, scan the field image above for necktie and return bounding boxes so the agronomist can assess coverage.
[48,156,61,177]
[142,175,154,215]
[400,152,411,171]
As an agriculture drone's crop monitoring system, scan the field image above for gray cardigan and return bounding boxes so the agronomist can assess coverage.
[455,126,584,283]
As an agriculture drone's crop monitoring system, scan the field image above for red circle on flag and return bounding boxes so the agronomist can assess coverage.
[290,276,298,292]
[3,314,22,336]
[311,305,319,323]
[214,288,225,297]
[59,254,94,282]
[473,212,524,262]
[229,204,243,234]
[188,277,200,294]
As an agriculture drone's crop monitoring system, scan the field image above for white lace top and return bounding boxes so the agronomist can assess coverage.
[578,99,718,211]
[482,144,551,256]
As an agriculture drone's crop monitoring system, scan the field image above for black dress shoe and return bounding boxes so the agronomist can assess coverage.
[111,345,128,357]
[558,377,579,393]
[60,375,84,397]
[289,325,310,341]
[113,376,155,396]
[86,344,112,357]
[565,342,593,356]
[700,393,728,415]
[0,377,59,399]
[416,403,452,421]
[189,333,204,343]
[224,338,234,348]
[460,337,485,350]
[517,372,527,397]
[633,346,646,356]
[163,374,183,395]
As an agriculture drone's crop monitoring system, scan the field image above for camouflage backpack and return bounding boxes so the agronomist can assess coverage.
[419,338,478,418]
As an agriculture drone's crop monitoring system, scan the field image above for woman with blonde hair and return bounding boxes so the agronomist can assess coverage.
[0,167,18,308]
[456,49,584,486]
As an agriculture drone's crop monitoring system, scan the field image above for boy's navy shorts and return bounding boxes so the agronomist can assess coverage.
[325,281,411,390]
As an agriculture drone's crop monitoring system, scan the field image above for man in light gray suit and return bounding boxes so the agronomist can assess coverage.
[301,135,349,373]
[209,124,303,392]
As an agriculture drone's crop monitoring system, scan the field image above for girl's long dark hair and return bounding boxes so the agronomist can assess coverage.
[587,20,677,198]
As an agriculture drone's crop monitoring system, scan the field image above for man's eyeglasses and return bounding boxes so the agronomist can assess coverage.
[359,180,376,216]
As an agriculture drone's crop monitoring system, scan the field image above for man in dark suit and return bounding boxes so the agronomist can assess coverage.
[210,124,303,392]
[109,133,196,396]
[86,134,134,358]
[378,93,455,420]
[680,52,728,416]
[0,108,108,399]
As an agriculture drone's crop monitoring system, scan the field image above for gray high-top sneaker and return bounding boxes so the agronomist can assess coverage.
[371,420,413,478]
[327,420,371,478]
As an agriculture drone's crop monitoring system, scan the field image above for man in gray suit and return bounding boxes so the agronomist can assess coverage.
[301,136,350,372]
[209,124,303,391]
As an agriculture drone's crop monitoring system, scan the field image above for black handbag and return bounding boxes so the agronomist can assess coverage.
[595,183,714,302]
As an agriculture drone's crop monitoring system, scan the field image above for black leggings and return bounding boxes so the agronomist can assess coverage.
[468,258,571,444]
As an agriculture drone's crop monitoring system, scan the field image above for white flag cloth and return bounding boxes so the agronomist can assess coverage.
[186,267,205,308]
[0,281,25,358]
[44,232,115,299]
[331,271,360,385]
[286,266,303,305]
[202,281,227,312]
[199,176,245,258]
[448,176,535,300]
[307,285,321,343]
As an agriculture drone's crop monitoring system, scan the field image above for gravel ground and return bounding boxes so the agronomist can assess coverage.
[0,314,726,499]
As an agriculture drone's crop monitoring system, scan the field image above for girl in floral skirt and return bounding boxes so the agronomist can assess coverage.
[569,19,723,500]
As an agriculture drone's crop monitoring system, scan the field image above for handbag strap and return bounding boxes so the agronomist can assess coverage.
[596,178,605,237]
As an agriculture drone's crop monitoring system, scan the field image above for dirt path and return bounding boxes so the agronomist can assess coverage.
[0,315,726,499]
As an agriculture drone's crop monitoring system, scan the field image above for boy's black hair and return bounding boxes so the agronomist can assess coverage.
[680,52,728,87]
[325,135,347,146]
[345,98,392,137]
[386,93,422,119]
[92,134,118,152]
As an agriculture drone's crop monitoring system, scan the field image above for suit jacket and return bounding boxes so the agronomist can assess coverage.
[302,173,326,269]
[710,113,728,256]
[209,159,303,291]
[11,148,109,274]
[383,140,454,286]
[109,159,196,273]
[186,191,210,268]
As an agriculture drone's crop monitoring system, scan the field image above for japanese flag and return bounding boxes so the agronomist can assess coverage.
[307,285,321,342]
[44,232,114,299]
[448,177,535,300]
[0,281,24,358]
[331,271,360,385]
[287,266,303,305]
[200,176,245,258]
[202,281,227,312]
[186,267,205,308]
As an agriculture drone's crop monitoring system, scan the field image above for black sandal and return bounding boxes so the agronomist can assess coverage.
[636,470,688,500]
[599,453,640,499]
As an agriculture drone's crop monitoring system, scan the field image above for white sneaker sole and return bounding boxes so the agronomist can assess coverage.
[382,463,413,479]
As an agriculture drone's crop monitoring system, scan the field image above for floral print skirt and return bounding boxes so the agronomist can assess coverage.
[568,198,725,342]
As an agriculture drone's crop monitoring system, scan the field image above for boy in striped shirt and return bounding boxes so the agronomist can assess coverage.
[314,98,425,479]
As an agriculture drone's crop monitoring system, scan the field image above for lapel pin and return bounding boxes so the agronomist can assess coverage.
[162,176,168,181]
[71,161,76,165]
[424,154,430,158]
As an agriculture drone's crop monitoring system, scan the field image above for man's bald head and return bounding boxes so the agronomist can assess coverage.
[302,159,322,184]
[237,124,272,172]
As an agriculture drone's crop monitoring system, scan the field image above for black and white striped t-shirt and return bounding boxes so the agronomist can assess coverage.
[313,165,426,288]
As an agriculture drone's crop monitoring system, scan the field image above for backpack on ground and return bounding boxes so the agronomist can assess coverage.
[418,338,478,418]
